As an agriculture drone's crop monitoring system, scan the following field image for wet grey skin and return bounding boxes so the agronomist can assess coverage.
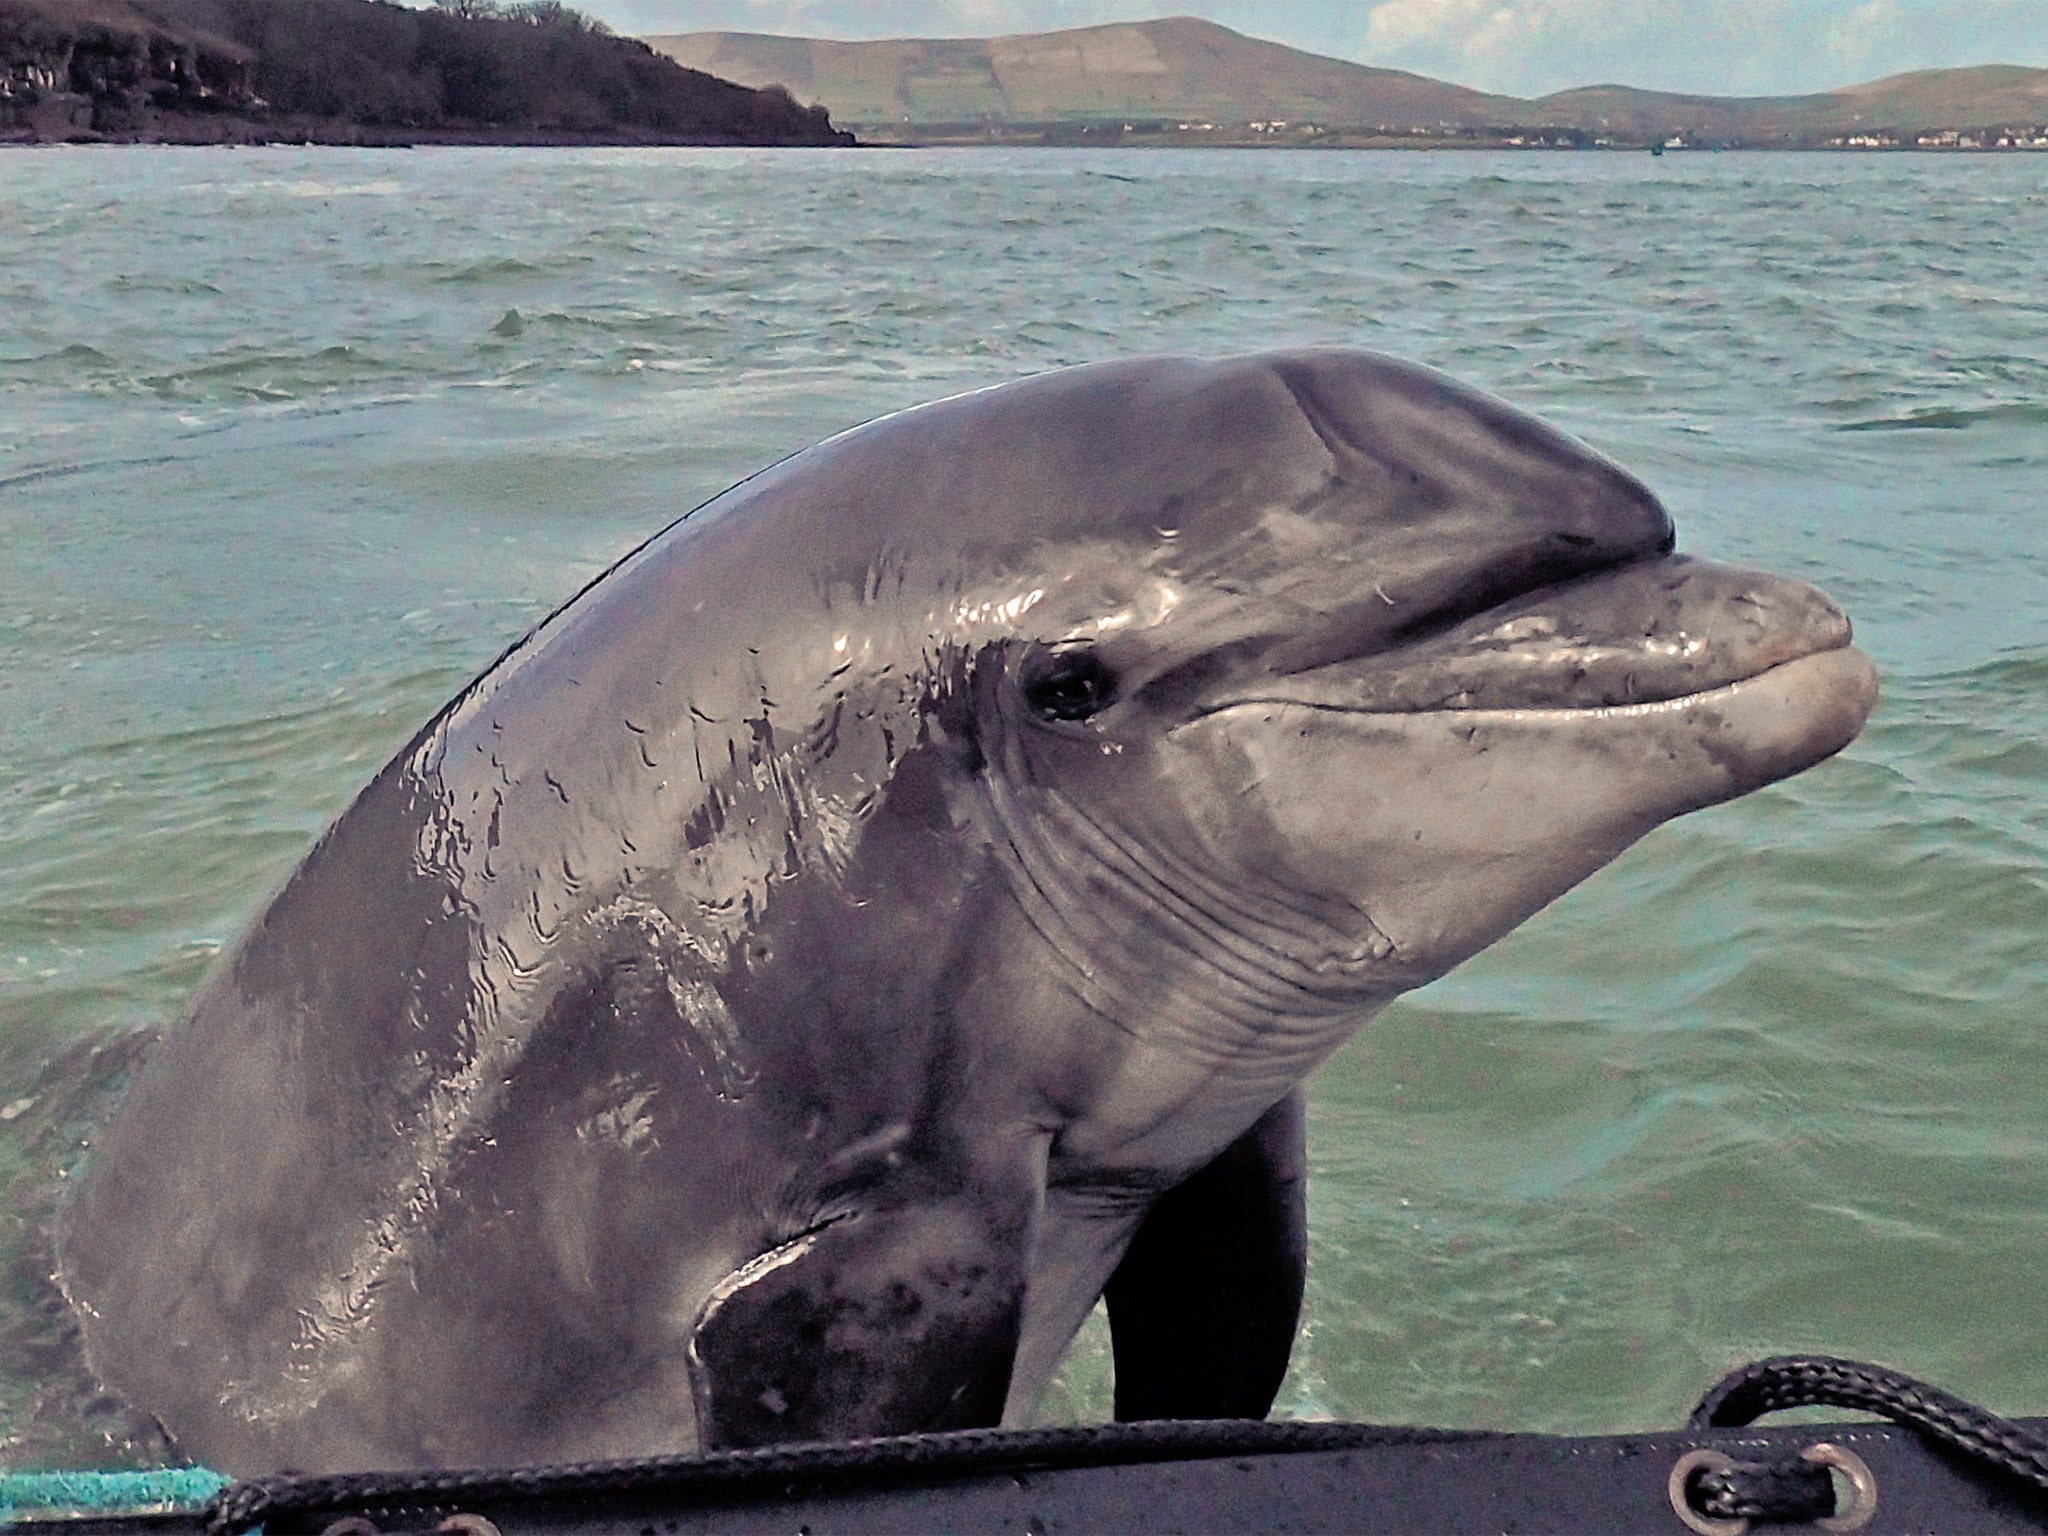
[59,350,1877,1476]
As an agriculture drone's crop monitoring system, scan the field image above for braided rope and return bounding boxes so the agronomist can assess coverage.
[1691,1458,1834,1522]
[1690,1353,2048,1494]
[205,1418,1477,1534]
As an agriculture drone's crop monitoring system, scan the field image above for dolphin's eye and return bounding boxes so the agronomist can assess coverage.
[1021,645,1117,722]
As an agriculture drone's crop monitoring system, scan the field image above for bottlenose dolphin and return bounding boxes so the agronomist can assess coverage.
[61,350,1876,1475]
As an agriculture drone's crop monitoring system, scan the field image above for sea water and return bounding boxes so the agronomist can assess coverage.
[1,145,2044,1466]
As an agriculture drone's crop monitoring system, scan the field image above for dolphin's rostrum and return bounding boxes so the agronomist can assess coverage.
[60,350,1877,1474]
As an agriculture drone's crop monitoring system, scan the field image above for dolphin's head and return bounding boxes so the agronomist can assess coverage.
[674,350,1875,1102]
[469,347,1874,1143]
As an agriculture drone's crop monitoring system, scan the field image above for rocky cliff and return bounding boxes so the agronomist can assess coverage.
[1,0,855,146]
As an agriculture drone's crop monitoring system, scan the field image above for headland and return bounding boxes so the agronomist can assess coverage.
[0,0,855,147]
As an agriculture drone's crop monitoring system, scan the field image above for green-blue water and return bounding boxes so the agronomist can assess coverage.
[1,145,2044,1466]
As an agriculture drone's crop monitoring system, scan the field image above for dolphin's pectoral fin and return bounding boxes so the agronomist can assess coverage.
[689,1196,1029,1448]
[1103,1089,1308,1421]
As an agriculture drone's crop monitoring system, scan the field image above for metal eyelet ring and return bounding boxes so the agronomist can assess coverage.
[1803,1442,1879,1533]
[437,1518,503,1536]
[1668,1448,1748,1536]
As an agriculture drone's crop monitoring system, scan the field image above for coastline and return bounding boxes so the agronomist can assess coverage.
[0,121,865,148]
[2,137,2028,152]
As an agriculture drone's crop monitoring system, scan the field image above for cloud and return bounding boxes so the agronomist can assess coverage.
[1356,0,2048,97]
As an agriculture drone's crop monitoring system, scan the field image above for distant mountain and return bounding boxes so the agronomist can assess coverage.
[648,17,2048,148]
[1529,65,2048,142]
[1821,63,2048,131]
[0,0,854,146]
[651,16,1521,132]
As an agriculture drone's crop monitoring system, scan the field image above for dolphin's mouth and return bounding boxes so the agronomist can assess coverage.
[1206,554,1861,718]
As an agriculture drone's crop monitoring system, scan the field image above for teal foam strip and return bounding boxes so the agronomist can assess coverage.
[0,1466,232,1518]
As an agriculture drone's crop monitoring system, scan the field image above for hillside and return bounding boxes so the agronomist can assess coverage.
[648,17,2048,149]
[0,0,854,146]
[1828,64,2048,131]
[1530,65,2048,143]
[653,17,1521,133]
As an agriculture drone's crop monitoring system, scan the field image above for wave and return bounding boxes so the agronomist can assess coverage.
[434,257,553,283]
[1835,402,2048,432]
[0,343,118,375]
[1931,650,2048,695]
[101,276,223,296]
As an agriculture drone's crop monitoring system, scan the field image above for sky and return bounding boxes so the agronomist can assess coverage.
[573,0,2048,98]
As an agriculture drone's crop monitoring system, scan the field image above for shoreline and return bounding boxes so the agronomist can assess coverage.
[0,127,866,148]
[3,134,2039,153]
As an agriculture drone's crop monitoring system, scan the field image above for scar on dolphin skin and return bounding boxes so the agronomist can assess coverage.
[58,349,1877,1476]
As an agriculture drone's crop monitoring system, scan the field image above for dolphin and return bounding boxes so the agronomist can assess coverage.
[59,349,1876,1475]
